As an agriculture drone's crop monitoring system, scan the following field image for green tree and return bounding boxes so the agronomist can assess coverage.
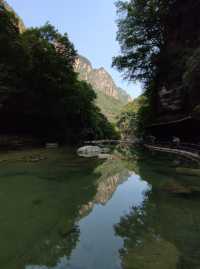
[117,95,152,138]
[0,6,117,144]
[112,0,170,83]
[113,0,200,138]
[0,4,28,109]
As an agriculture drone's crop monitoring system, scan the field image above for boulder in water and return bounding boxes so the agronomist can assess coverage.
[77,146,102,157]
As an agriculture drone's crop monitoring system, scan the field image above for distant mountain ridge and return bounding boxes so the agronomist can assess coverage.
[74,55,131,121]
[2,0,131,122]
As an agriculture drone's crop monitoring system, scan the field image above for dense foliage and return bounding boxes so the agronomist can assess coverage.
[112,0,170,136]
[117,99,139,139]
[0,4,118,144]
[117,95,151,138]
[113,0,200,138]
[112,0,168,83]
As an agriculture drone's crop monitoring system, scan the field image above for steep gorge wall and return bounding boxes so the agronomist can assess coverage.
[2,1,131,122]
[150,0,200,139]
[74,55,131,102]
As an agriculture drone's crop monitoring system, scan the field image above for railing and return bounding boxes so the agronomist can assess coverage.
[146,141,200,156]
[84,140,136,145]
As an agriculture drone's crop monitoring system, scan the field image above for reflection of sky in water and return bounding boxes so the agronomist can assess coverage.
[26,173,151,269]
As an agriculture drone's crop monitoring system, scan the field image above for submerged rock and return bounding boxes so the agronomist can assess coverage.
[77,146,111,159]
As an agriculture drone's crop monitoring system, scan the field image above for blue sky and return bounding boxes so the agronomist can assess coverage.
[7,0,142,98]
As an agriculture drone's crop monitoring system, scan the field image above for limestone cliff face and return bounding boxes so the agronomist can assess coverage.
[153,0,200,126]
[74,55,131,102]
[74,55,93,81]
[156,85,185,122]
[2,0,131,121]
[91,67,119,99]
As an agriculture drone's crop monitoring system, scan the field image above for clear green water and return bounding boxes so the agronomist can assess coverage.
[0,147,200,269]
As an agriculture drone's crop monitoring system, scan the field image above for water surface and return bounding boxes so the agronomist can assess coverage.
[0,147,200,269]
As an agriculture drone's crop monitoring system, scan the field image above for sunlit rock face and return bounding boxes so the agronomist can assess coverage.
[91,67,119,99]
[94,173,128,205]
[1,0,26,33]
[78,174,126,217]
[74,55,130,102]
[74,56,93,81]
[74,55,132,121]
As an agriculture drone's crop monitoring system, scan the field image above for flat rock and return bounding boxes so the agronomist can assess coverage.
[77,146,102,157]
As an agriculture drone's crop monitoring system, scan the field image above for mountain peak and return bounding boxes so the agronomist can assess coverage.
[74,55,131,121]
[75,55,130,102]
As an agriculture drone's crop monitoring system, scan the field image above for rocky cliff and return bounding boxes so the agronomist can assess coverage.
[0,0,25,33]
[75,55,131,121]
[75,55,130,101]
[2,0,131,122]
[147,0,200,140]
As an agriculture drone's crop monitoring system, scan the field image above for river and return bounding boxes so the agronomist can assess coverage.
[0,146,200,269]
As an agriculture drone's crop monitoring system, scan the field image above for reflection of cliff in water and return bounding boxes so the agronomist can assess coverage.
[115,153,200,269]
[79,158,132,218]
[23,155,132,269]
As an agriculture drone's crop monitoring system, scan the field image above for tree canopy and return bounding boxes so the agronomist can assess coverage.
[113,0,164,82]
[113,0,200,139]
[0,4,118,144]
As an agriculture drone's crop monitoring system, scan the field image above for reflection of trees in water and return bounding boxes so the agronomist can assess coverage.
[115,158,200,269]
[23,156,132,269]
[115,194,179,269]
[22,147,200,269]
[25,224,80,269]
[1,151,102,269]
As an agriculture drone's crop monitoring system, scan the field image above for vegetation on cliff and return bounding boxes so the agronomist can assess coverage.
[117,95,151,138]
[75,55,131,122]
[113,0,200,140]
[0,4,118,144]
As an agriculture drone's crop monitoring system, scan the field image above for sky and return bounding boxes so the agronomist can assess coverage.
[7,0,142,98]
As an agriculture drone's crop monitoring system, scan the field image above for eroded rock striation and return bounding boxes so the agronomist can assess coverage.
[74,55,131,121]
[75,55,130,102]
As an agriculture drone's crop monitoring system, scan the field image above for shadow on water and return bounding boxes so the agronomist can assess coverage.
[0,146,200,268]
